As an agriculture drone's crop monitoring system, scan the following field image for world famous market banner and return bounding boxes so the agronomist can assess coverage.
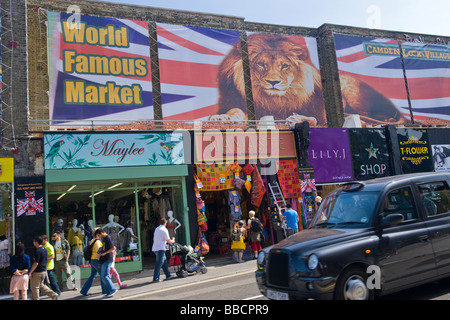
[47,12,152,125]
[156,23,241,120]
[334,34,450,126]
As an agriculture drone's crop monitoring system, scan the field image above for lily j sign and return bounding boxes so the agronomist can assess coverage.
[43,132,185,169]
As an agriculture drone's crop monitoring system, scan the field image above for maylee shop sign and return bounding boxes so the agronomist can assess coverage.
[44,132,184,169]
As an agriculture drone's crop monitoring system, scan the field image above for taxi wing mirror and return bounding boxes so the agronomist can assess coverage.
[381,213,404,227]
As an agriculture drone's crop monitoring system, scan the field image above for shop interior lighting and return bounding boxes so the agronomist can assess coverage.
[57,185,77,201]
[107,183,123,189]
[89,183,123,198]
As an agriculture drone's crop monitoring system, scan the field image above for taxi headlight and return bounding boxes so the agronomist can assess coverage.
[307,254,319,271]
[257,251,266,266]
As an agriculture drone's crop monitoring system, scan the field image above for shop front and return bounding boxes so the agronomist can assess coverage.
[43,132,190,278]
[193,130,301,252]
[0,158,14,295]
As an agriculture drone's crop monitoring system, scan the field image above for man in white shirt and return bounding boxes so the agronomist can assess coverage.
[152,218,175,282]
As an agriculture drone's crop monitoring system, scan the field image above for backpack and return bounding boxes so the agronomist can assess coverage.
[231,226,242,242]
[83,239,99,261]
[250,218,262,233]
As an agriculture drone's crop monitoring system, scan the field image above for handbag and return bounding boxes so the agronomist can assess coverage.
[169,255,181,266]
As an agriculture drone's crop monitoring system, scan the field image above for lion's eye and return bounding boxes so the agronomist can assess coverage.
[281,64,290,70]
[256,62,265,69]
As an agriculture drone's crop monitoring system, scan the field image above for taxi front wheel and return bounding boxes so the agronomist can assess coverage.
[334,266,375,300]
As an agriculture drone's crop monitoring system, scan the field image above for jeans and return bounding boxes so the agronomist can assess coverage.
[80,259,102,295]
[100,261,116,295]
[153,250,171,281]
[47,270,61,294]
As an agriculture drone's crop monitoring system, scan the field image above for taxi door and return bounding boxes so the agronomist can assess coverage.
[377,186,437,292]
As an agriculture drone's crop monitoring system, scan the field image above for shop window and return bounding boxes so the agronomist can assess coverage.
[48,185,93,267]
[47,180,184,268]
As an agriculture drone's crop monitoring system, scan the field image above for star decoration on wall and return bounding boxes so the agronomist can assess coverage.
[365,143,379,159]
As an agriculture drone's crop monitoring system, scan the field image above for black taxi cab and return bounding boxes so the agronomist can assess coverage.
[256,172,450,300]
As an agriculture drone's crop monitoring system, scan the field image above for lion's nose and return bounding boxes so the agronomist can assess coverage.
[266,80,281,87]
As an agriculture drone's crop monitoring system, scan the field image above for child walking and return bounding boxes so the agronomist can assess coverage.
[110,249,127,289]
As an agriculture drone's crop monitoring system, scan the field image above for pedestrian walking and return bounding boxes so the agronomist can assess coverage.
[283,203,299,234]
[29,236,58,300]
[247,211,263,259]
[9,243,30,300]
[152,218,175,282]
[42,234,61,295]
[96,228,117,298]
[231,220,246,263]
[110,249,127,289]
[51,231,77,291]
[80,230,103,296]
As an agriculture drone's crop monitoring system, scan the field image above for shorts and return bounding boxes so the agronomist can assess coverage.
[251,241,262,252]
[233,249,244,253]
[10,274,29,293]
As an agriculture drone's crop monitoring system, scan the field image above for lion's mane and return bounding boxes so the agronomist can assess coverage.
[217,33,326,125]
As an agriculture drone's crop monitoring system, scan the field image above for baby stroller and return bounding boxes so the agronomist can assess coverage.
[169,243,207,278]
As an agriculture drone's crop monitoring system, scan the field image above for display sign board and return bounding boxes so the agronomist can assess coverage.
[308,128,353,183]
[397,128,433,174]
[0,158,14,182]
[47,12,152,124]
[348,128,392,180]
[44,132,185,169]
[157,23,241,120]
[334,34,450,125]
[194,130,296,163]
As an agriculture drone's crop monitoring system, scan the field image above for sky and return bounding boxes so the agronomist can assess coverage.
[95,0,450,37]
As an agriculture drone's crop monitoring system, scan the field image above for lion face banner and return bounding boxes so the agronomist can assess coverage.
[156,23,243,120]
[47,12,152,126]
[334,34,450,126]
[217,32,327,126]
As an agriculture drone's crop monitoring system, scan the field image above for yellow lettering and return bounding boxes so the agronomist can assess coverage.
[62,21,86,43]
[65,81,85,103]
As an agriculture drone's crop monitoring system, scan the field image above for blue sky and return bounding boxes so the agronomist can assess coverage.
[96,0,450,37]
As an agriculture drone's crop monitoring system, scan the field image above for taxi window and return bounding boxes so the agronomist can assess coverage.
[417,181,450,216]
[382,187,418,221]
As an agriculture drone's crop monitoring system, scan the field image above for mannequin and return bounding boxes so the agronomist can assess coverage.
[84,220,93,246]
[166,210,181,240]
[67,219,79,246]
[52,218,65,239]
[103,214,124,250]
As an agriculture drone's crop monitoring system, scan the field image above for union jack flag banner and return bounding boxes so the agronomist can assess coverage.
[16,197,44,217]
[156,23,241,120]
[334,34,450,125]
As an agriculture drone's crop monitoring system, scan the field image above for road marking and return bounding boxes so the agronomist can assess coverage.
[242,295,264,300]
[118,269,255,300]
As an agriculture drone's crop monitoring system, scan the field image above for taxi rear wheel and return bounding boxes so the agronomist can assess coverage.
[334,266,374,300]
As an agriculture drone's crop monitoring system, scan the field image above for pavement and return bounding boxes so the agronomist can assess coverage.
[1,250,258,300]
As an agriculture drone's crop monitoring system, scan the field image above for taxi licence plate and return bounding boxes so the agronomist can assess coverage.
[267,289,289,300]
